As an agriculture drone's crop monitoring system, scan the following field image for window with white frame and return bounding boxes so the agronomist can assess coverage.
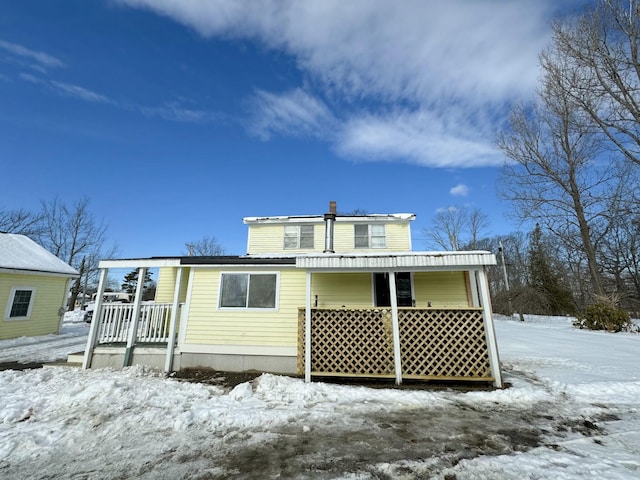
[219,273,278,309]
[354,224,386,248]
[284,225,314,249]
[5,287,36,320]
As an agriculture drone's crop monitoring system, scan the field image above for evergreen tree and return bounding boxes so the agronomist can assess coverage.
[528,224,575,315]
[121,269,155,300]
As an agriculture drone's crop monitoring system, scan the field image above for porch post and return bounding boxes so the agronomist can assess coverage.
[304,271,312,383]
[388,272,403,385]
[476,268,503,388]
[164,267,183,373]
[124,267,146,367]
[82,268,108,369]
[469,269,480,307]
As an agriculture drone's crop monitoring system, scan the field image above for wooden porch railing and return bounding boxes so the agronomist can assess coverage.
[96,303,177,344]
[298,307,492,381]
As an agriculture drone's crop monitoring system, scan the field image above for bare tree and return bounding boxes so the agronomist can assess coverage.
[37,196,111,309]
[185,236,225,256]
[551,0,640,168]
[423,205,488,250]
[496,45,621,297]
[0,208,43,236]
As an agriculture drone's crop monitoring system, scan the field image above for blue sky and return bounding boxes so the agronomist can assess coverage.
[0,0,589,257]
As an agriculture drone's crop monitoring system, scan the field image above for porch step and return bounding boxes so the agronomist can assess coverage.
[67,352,85,364]
[42,351,85,369]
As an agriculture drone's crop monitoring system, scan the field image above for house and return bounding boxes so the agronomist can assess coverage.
[83,202,502,387]
[0,233,79,340]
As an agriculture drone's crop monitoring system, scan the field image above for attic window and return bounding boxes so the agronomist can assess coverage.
[5,287,36,320]
[354,224,386,248]
[284,225,314,249]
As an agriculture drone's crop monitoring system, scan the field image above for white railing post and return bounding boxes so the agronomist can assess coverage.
[388,272,403,385]
[164,267,183,373]
[476,268,503,388]
[304,271,312,383]
[124,267,146,367]
[82,268,108,369]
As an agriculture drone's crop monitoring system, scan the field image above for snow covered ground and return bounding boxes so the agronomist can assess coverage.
[0,313,639,479]
[0,310,88,366]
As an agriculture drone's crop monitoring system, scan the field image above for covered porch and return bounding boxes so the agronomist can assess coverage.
[297,252,502,387]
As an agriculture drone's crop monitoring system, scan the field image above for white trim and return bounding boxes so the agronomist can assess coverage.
[4,286,36,320]
[0,267,78,278]
[297,251,497,271]
[243,213,415,224]
[164,267,183,373]
[83,269,108,369]
[476,269,503,388]
[388,272,403,385]
[305,271,312,382]
[217,271,280,311]
[99,258,181,269]
[177,268,195,349]
[178,343,297,357]
[469,270,480,307]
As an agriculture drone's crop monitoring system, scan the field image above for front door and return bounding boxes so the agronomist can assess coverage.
[374,272,413,307]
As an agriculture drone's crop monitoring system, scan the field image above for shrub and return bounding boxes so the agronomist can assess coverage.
[575,303,631,332]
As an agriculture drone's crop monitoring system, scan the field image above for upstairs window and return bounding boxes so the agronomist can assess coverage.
[354,224,386,248]
[219,273,277,309]
[5,287,36,320]
[284,225,314,249]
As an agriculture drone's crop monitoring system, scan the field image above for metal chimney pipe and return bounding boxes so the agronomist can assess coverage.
[323,201,337,253]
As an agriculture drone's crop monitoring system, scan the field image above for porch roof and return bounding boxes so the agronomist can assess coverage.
[295,251,497,271]
[99,251,496,271]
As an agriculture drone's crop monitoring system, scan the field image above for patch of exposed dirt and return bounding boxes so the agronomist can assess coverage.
[170,367,501,393]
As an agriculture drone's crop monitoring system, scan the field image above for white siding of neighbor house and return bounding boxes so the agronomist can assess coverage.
[184,267,305,347]
[0,272,68,340]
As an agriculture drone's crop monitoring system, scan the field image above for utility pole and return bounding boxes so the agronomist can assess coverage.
[498,241,520,320]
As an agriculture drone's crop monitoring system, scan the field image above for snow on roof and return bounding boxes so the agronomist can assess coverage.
[243,213,416,224]
[0,233,79,276]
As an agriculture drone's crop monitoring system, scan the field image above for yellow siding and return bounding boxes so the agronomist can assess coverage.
[155,267,189,303]
[185,268,306,347]
[311,273,373,307]
[333,222,411,252]
[248,220,412,254]
[0,272,69,340]
[247,223,324,254]
[413,271,470,308]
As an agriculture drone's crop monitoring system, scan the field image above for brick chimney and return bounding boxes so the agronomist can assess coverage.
[323,201,337,253]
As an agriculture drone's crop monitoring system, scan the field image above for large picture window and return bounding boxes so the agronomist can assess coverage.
[284,225,314,249]
[5,287,36,320]
[219,273,277,309]
[354,224,386,248]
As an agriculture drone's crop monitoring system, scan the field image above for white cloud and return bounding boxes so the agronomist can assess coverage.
[0,40,64,69]
[50,81,110,104]
[337,109,502,168]
[247,88,337,140]
[139,101,220,123]
[116,0,558,167]
[450,184,470,196]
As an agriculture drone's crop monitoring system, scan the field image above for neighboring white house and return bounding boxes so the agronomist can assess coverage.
[0,233,79,340]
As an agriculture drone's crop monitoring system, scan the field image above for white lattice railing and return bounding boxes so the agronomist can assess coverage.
[298,307,492,381]
[97,303,177,344]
